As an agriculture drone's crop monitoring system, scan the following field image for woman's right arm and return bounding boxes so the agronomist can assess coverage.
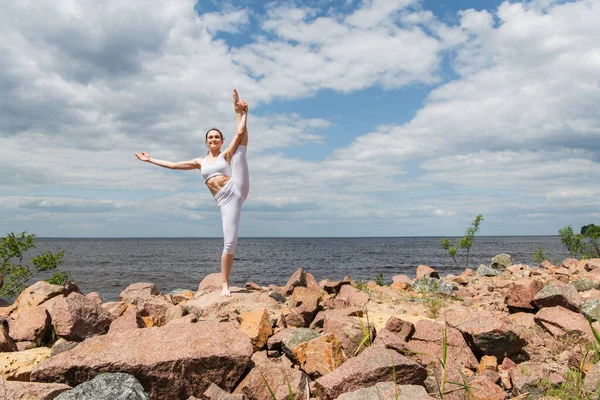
[134,152,201,170]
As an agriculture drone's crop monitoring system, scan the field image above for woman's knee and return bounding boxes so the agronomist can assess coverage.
[223,239,237,254]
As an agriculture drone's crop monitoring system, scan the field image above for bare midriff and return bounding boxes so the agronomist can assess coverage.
[205,175,231,196]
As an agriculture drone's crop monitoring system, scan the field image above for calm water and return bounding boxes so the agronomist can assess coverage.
[24,236,567,301]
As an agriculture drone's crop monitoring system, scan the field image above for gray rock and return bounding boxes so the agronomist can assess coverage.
[55,373,149,400]
[281,328,320,356]
[584,361,600,393]
[491,254,512,270]
[582,299,600,322]
[412,277,456,294]
[336,383,434,400]
[267,290,286,303]
[573,279,600,292]
[533,284,582,312]
[476,264,504,277]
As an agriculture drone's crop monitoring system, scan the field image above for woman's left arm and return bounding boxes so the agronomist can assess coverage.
[223,102,248,161]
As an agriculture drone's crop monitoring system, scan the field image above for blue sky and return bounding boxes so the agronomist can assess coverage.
[1,0,599,237]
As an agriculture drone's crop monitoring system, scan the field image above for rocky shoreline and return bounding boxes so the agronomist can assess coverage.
[1,255,600,399]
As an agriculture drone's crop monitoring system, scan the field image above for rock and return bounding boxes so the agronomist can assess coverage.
[469,375,506,400]
[85,292,103,305]
[336,383,434,400]
[136,296,174,326]
[267,289,286,303]
[267,328,292,350]
[16,341,36,351]
[244,282,262,291]
[204,382,244,399]
[163,303,187,324]
[197,273,224,293]
[534,306,593,340]
[383,316,414,342]
[0,380,71,400]
[283,268,307,296]
[287,285,323,327]
[412,277,456,294]
[504,279,544,310]
[50,338,79,357]
[337,285,369,308]
[506,264,523,274]
[573,278,600,292]
[508,361,565,396]
[584,361,600,393]
[46,292,114,341]
[101,301,128,317]
[321,278,352,294]
[478,355,498,373]
[476,264,504,277]
[184,290,281,322]
[233,351,308,400]
[238,309,272,351]
[446,309,526,360]
[0,347,52,381]
[281,328,320,357]
[323,313,375,356]
[310,308,363,329]
[108,307,146,334]
[10,281,77,320]
[167,313,197,325]
[120,283,161,305]
[165,289,195,305]
[582,299,600,321]
[416,265,439,280]
[292,333,346,378]
[54,372,149,400]
[405,320,478,389]
[8,305,51,342]
[533,283,582,312]
[453,268,475,285]
[0,320,18,352]
[491,254,512,270]
[313,346,427,400]
[391,281,411,291]
[31,322,253,399]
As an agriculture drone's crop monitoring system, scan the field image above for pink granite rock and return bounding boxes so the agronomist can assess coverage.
[0,379,71,400]
[85,292,103,305]
[469,375,506,400]
[504,279,544,310]
[204,382,244,399]
[534,306,593,339]
[287,285,323,327]
[10,281,78,320]
[416,265,439,280]
[119,282,161,305]
[313,346,427,400]
[383,316,414,342]
[46,292,114,341]
[0,321,18,352]
[323,313,375,356]
[108,307,146,334]
[136,296,174,326]
[31,322,253,399]
[197,273,224,293]
[336,383,434,400]
[337,285,368,308]
[8,305,51,342]
[283,268,307,296]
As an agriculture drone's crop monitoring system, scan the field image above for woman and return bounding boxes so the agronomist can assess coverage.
[134,89,249,297]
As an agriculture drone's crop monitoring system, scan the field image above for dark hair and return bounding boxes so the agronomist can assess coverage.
[205,128,225,154]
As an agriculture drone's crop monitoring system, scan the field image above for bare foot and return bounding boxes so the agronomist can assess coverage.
[221,285,231,297]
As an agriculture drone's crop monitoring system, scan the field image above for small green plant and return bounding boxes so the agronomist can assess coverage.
[541,369,590,399]
[559,224,600,259]
[441,214,483,269]
[354,280,369,292]
[1,232,68,299]
[354,311,373,356]
[423,295,444,319]
[532,246,547,263]
[375,273,384,286]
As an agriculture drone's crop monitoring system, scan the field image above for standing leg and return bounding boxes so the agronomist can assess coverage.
[218,189,243,297]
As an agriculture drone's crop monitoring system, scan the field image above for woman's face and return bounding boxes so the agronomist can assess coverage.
[206,130,223,151]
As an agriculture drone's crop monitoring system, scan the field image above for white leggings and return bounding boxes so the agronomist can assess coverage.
[214,145,249,254]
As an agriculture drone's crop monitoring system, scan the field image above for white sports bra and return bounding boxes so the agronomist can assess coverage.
[200,153,231,182]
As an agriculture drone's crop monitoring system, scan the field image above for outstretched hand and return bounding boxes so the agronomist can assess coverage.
[134,152,150,162]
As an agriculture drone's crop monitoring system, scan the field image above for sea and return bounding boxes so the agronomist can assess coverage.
[23,236,567,302]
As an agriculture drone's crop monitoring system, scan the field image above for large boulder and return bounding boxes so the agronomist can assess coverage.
[55,373,149,400]
[533,283,582,312]
[197,273,224,293]
[491,254,512,270]
[0,347,52,381]
[283,268,307,296]
[323,313,375,356]
[135,296,174,326]
[108,307,146,334]
[313,346,427,400]
[469,375,506,400]
[336,383,434,400]
[0,320,18,352]
[46,292,114,341]
[31,322,253,399]
[337,285,369,308]
[0,380,71,400]
[8,305,51,342]
[10,281,78,319]
[238,309,272,351]
[287,285,323,327]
